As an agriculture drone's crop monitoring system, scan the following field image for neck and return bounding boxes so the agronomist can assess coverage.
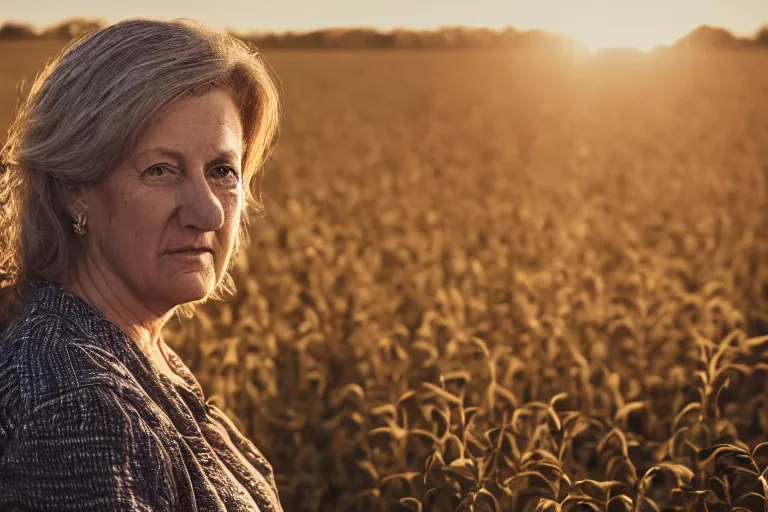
[58,255,175,359]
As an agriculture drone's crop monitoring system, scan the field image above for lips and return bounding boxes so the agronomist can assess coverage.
[169,247,214,256]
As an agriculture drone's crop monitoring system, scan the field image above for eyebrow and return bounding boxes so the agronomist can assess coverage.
[135,146,241,168]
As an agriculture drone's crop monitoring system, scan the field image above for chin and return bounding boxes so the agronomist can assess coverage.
[165,273,216,305]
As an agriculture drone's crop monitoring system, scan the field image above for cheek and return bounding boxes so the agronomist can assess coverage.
[225,189,244,233]
[110,191,167,258]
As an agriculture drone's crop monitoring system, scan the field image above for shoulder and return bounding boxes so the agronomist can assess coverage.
[0,385,180,510]
[0,305,130,426]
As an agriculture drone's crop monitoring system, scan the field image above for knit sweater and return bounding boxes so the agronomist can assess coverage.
[0,279,283,511]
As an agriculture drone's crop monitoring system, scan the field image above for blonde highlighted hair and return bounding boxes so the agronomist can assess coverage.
[0,17,282,323]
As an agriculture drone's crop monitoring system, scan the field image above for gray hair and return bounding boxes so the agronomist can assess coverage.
[0,17,283,322]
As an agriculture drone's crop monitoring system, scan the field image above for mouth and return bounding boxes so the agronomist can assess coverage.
[169,249,214,257]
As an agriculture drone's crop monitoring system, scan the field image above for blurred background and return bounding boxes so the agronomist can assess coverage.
[3,1,768,511]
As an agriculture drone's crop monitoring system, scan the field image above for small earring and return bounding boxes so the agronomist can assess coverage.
[73,212,87,235]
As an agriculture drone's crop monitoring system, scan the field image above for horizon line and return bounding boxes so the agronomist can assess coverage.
[1,17,766,39]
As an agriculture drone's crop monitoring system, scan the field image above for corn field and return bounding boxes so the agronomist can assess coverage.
[4,43,768,511]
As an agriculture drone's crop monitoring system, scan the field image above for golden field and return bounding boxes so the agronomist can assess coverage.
[3,41,768,511]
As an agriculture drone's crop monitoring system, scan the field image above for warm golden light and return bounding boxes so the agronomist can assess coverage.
[565,25,685,53]
[517,0,750,53]
[2,0,766,54]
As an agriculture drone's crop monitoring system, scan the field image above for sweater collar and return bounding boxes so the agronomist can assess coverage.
[29,278,142,345]
[31,278,112,324]
[27,278,200,395]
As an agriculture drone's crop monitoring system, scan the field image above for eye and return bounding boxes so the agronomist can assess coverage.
[211,166,240,181]
[146,165,171,177]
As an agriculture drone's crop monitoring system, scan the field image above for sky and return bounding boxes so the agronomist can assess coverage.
[1,0,767,51]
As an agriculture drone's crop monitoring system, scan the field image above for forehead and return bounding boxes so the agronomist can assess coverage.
[137,88,243,151]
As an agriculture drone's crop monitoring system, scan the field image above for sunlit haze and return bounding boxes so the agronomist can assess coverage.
[1,0,767,51]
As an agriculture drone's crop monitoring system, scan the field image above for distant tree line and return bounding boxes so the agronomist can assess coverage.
[0,18,104,41]
[1,17,767,52]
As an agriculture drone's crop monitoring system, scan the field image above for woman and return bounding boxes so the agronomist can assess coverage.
[0,17,283,511]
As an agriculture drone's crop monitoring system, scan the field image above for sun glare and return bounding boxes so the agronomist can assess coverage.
[571,32,669,53]
[537,2,705,53]
[567,27,680,54]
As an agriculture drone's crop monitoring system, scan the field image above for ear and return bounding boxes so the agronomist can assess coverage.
[62,185,88,219]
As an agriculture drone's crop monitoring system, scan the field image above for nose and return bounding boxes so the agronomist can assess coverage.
[177,171,225,232]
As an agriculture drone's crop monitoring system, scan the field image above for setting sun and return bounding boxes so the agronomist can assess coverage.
[562,21,692,53]
[514,0,757,53]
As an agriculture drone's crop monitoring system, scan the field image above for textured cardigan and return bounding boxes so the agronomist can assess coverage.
[0,279,283,511]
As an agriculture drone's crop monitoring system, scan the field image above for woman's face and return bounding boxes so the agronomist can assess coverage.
[74,87,244,311]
